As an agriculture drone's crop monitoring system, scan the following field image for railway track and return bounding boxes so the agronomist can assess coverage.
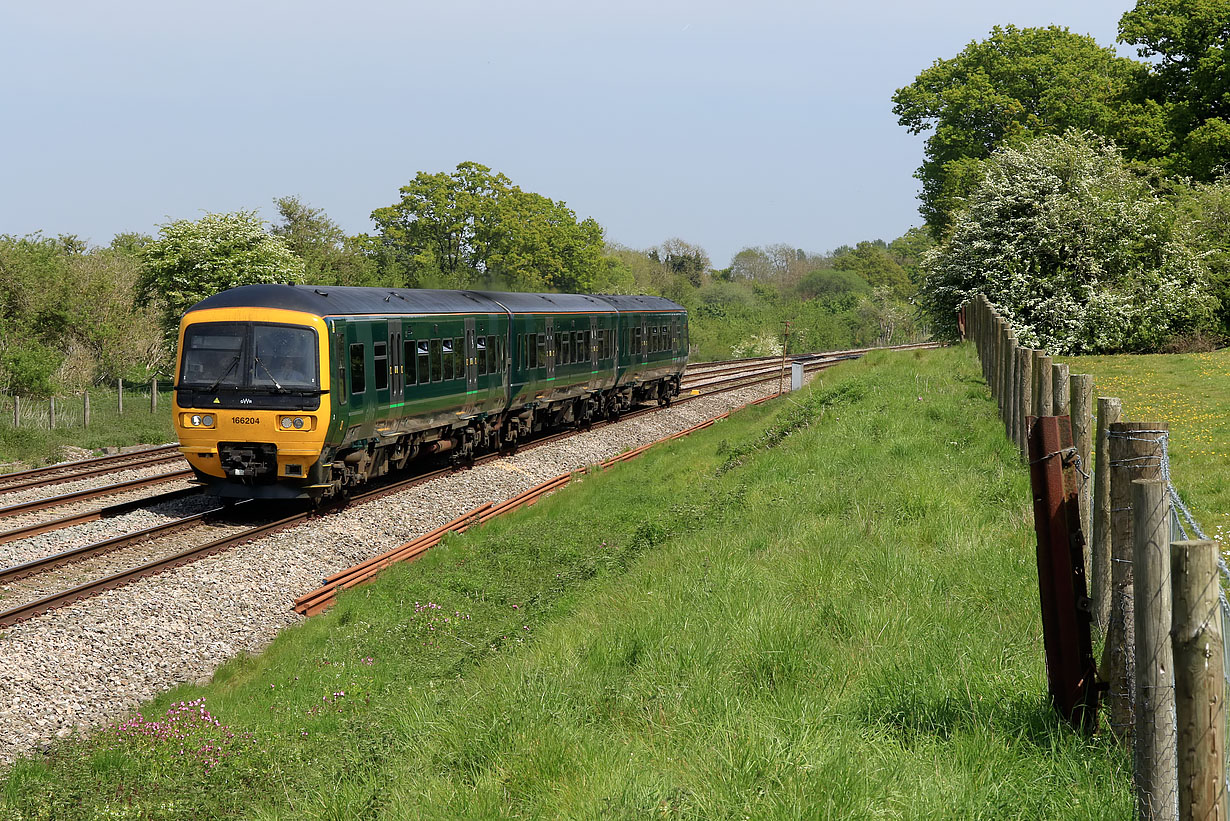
[0,342,940,628]
[0,445,183,493]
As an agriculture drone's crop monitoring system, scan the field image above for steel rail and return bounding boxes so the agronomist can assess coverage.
[0,444,180,486]
[0,469,194,521]
[0,452,187,496]
[0,502,240,585]
[0,487,201,547]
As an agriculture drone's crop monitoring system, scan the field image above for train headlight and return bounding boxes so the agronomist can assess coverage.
[201,415,214,427]
[191,415,201,426]
[280,417,293,429]
[292,417,304,429]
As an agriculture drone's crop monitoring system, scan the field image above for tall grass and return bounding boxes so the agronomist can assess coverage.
[0,346,1130,819]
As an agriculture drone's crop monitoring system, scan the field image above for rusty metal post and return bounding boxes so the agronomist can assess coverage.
[1027,414,1099,730]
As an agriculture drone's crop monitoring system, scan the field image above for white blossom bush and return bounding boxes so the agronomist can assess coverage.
[140,211,305,339]
[919,132,1217,353]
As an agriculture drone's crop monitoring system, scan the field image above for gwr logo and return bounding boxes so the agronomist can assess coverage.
[240,398,252,404]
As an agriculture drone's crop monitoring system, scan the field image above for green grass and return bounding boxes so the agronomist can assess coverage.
[0,346,1131,819]
[0,388,175,471]
[1061,349,1230,537]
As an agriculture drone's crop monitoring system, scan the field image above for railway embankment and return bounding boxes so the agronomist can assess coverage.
[0,346,1132,818]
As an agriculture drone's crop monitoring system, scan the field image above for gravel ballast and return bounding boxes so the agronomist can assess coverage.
[0,382,801,765]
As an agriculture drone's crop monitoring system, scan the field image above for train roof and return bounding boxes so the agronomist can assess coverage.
[591,294,687,312]
[186,284,686,318]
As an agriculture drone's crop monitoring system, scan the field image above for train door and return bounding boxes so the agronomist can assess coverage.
[389,323,402,401]
[640,316,648,362]
[545,316,555,381]
[344,321,373,434]
[464,319,478,414]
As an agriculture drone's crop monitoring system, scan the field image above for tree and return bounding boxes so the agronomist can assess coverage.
[271,196,389,287]
[919,131,1216,352]
[1119,0,1230,178]
[370,162,606,292]
[140,211,304,339]
[893,25,1143,236]
[829,241,914,298]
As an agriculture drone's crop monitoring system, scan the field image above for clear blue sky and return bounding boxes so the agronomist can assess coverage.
[1,0,1136,269]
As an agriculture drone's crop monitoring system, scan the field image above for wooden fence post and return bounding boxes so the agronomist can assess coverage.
[1004,332,1017,441]
[48,396,55,430]
[118,378,124,415]
[1033,352,1053,419]
[83,391,90,428]
[1132,479,1176,820]
[1091,397,1122,632]
[150,377,157,413]
[1052,362,1070,417]
[1018,349,1033,459]
[12,395,18,427]
[1101,421,1168,744]
[1171,540,1227,821]
[1070,375,1094,571]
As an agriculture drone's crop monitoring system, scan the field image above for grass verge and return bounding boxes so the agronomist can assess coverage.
[0,346,1130,819]
[0,389,175,471]
[1062,349,1230,538]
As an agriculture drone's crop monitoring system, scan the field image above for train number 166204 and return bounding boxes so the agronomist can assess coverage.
[231,416,259,425]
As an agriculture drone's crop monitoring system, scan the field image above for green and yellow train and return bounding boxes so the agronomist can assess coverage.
[172,285,688,501]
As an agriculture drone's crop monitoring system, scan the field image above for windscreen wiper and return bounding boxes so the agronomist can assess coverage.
[207,354,241,393]
[253,357,283,390]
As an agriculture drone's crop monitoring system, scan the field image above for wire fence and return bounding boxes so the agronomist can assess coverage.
[961,294,1226,820]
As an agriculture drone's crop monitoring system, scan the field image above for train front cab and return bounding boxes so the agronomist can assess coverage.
[173,306,332,499]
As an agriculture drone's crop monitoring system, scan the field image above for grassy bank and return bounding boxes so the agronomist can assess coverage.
[0,346,1130,819]
[1062,349,1230,536]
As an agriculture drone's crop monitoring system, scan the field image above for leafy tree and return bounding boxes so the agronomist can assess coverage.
[919,131,1215,352]
[829,241,914,298]
[0,234,168,394]
[271,196,390,287]
[1119,0,1230,178]
[893,25,1143,235]
[370,162,605,292]
[140,211,304,340]
[795,268,871,304]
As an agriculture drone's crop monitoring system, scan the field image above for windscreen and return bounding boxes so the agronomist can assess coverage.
[180,322,318,391]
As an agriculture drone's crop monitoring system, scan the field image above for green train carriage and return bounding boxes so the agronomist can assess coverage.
[173,285,687,501]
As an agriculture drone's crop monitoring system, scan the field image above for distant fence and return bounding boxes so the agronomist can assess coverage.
[0,378,174,429]
[961,295,1227,821]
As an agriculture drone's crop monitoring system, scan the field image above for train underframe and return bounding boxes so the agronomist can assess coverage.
[196,375,681,503]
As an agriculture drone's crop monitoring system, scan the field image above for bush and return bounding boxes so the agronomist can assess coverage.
[920,132,1218,353]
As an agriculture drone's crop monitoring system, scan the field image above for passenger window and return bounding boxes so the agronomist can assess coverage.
[349,343,365,394]
[537,334,547,368]
[454,337,464,378]
[417,341,430,385]
[576,331,586,361]
[476,336,487,376]
[487,335,496,373]
[430,339,443,382]
[442,338,454,381]
[404,340,416,386]
[374,341,389,390]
